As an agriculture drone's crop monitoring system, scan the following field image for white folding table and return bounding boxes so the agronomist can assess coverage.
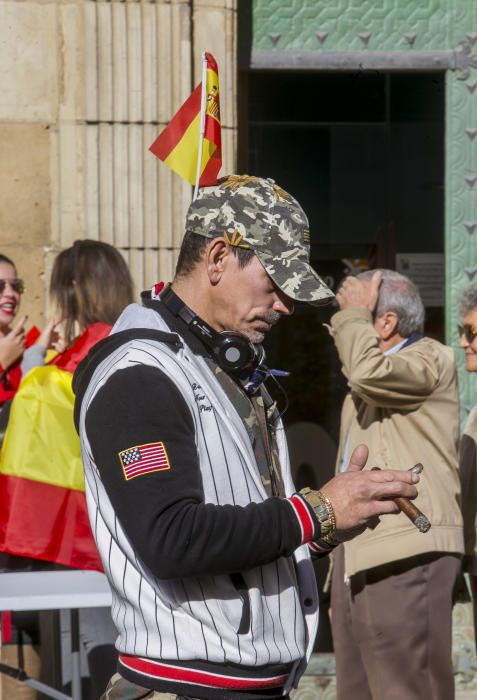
[0,570,112,700]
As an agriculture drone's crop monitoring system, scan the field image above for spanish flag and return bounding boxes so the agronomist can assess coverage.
[149,51,221,188]
[0,323,111,571]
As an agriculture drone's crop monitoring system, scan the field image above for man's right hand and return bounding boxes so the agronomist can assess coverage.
[319,444,420,543]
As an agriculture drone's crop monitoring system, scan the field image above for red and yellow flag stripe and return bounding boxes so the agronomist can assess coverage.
[0,323,110,571]
[149,52,221,187]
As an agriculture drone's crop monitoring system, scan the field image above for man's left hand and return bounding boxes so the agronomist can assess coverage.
[336,270,383,311]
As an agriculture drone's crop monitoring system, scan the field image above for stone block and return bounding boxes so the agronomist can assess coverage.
[55,122,86,247]
[0,123,51,247]
[59,4,85,121]
[0,3,58,122]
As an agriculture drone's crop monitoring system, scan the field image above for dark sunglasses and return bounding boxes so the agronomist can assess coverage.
[0,278,24,295]
[458,323,477,343]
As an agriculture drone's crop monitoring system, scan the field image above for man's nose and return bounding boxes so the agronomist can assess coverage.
[273,292,294,315]
[459,334,469,349]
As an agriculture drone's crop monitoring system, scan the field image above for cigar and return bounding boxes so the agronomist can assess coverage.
[372,463,431,533]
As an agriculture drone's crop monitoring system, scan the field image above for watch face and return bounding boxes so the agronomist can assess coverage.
[316,505,328,520]
[315,504,332,534]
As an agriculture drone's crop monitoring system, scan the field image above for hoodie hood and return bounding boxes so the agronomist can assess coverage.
[73,303,181,432]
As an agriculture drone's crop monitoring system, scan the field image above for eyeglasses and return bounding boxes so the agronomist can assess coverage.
[458,323,477,343]
[0,278,24,295]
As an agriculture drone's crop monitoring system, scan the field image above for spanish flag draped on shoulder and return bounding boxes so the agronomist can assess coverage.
[0,323,110,571]
[149,51,221,189]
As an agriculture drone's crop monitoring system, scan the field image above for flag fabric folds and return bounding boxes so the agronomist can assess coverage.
[149,51,221,187]
[0,322,111,571]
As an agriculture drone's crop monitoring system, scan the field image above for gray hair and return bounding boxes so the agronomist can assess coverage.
[357,269,425,337]
[458,283,477,320]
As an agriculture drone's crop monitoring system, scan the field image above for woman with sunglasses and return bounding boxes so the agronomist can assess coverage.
[0,254,61,699]
[0,254,58,408]
[458,285,477,579]
[0,241,134,699]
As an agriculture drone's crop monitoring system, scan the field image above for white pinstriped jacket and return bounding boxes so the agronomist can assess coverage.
[75,303,319,695]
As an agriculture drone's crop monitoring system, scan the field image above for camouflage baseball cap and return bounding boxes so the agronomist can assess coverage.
[185,174,334,306]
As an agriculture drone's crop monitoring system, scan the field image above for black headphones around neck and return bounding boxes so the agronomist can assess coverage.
[160,285,265,374]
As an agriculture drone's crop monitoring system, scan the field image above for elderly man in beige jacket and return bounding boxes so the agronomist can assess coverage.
[330,269,464,700]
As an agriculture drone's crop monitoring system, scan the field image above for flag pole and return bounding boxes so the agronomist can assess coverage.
[193,52,208,201]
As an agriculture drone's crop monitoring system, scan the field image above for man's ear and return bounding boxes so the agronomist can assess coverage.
[375,311,399,340]
[206,238,230,284]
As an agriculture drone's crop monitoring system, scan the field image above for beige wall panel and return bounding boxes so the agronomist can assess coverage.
[49,121,60,245]
[194,0,236,8]
[143,125,160,249]
[129,125,145,247]
[121,246,178,297]
[156,3,173,122]
[0,3,58,122]
[171,177,193,249]
[121,248,142,301]
[0,124,50,246]
[81,0,195,257]
[158,248,179,286]
[127,3,143,122]
[59,5,85,121]
[85,125,100,240]
[121,247,179,302]
[156,163,175,248]
[97,3,113,122]
[155,1,194,119]
[56,123,86,247]
[98,124,114,243]
[221,126,237,177]
[85,2,193,124]
[84,122,188,251]
[149,142,190,251]
[172,1,194,110]
[112,3,128,122]
[84,3,99,122]
[143,248,160,291]
[43,245,61,323]
[113,124,130,246]
[143,3,159,123]
[221,2,237,132]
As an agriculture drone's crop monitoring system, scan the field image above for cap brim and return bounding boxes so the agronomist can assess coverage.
[257,254,335,307]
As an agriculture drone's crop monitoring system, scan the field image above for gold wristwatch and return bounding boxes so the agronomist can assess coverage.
[300,487,337,542]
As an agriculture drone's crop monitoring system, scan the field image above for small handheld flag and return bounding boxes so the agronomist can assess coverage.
[149,52,222,193]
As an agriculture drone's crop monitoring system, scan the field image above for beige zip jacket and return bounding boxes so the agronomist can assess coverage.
[331,307,464,578]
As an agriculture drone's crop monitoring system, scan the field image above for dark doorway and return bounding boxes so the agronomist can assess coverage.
[240,70,445,652]
[240,69,444,443]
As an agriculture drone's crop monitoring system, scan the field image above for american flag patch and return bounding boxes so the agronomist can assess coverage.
[118,442,171,480]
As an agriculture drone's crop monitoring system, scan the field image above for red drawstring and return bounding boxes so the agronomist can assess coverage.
[1,611,12,643]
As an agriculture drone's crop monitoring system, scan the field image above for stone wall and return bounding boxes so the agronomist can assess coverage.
[0,0,237,330]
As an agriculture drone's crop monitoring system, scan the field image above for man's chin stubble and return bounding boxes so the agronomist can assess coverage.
[242,312,281,344]
[248,330,265,344]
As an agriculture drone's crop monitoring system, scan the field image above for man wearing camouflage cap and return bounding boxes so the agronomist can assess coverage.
[73,175,420,699]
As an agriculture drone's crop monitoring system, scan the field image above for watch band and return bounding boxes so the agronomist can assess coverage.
[300,487,337,538]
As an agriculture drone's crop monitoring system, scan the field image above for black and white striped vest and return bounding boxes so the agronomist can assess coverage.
[77,304,319,692]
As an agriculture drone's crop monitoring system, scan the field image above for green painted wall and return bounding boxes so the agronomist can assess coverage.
[252,0,477,423]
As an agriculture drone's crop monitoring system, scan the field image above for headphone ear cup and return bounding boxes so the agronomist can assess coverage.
[215,333,256,373]
[158,285,262,374]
